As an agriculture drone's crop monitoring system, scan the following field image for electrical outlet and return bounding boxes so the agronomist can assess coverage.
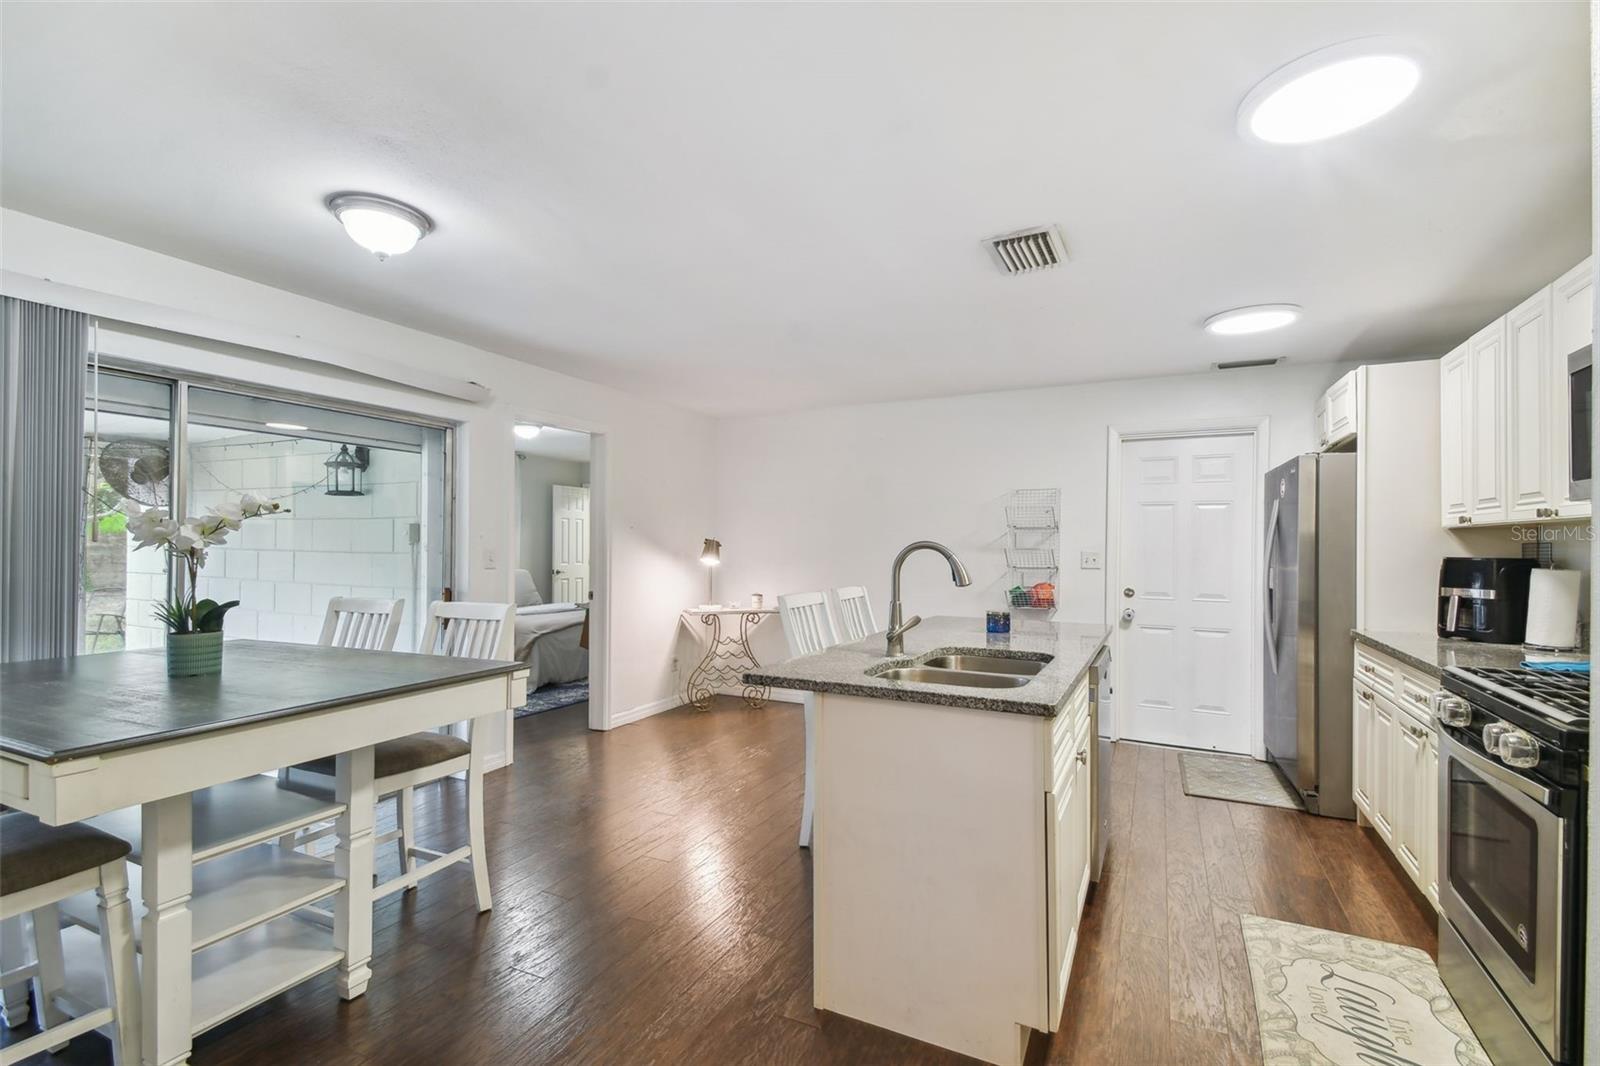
[483,547,498,570]
[1080,551,1102,570]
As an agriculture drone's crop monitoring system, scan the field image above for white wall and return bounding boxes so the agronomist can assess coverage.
[2,209,716,731]
[712,362,1357,669]
[515,453,591,601]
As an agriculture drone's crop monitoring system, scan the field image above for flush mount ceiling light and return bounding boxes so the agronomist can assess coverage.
[1204,304,1302,336]
[1240,41,1420,144]
[264,421,308,432]
[513,423,542,440]
[326,192,434,260]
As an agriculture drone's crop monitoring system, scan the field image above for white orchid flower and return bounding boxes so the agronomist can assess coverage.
[206,501,244,530]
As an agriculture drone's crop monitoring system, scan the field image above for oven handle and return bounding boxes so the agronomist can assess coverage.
[1442,731,1555,807]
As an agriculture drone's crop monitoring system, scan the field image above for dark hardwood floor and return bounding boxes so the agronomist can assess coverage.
[11,702,1437,1065]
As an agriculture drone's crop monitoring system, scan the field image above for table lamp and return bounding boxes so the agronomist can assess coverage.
[699,538,721,607]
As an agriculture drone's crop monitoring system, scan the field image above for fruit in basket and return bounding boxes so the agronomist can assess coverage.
[1030,582,1056,609]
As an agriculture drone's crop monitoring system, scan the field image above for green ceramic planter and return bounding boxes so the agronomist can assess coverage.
[167,631,224,677]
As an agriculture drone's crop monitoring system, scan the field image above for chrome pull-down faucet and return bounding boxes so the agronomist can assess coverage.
[885,540,972,656]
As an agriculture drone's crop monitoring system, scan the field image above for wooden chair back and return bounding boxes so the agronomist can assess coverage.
[319,597,405,652]
[420,601,514,660]
[831,586,877,642]
[777,592,840,659]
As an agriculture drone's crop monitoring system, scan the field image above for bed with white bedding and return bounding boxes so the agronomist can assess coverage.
[512,570,588,695]
[515,603,588,693]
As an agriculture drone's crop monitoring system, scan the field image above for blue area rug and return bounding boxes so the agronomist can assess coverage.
[515,680,589,717]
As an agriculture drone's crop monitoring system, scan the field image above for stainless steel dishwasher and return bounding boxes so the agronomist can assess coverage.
[1087,645,1112,883]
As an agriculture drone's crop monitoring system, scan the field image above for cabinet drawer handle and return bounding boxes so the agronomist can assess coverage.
[1076,749,1088,765]
[1407,691,1427,705]
[1359,689,1373,702]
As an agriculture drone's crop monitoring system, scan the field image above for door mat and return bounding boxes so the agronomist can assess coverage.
[1241,914,1489,1066]
[1179,750,1304,811]
[515,680,589,717]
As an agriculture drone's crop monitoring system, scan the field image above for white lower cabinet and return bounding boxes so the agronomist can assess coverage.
[1045,678,1092,1028]
[1351,645,1442,911]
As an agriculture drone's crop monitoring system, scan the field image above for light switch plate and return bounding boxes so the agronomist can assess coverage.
[1079,551,1102,570]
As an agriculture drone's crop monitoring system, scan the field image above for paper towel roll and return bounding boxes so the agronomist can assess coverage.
[1526,569,1582,650]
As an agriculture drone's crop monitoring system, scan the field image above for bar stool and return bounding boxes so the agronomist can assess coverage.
[0,812,139,1066]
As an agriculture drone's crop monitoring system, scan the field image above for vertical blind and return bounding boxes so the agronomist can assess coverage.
[0,297,88,662]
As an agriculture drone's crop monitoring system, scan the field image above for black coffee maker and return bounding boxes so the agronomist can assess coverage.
[1437,557,1539,643]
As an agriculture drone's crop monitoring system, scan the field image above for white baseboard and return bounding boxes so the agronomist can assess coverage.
[611,693,681,728]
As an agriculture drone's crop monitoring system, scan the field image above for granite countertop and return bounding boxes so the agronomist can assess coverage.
[745,615,1111,717]
[1353,629,1587,678]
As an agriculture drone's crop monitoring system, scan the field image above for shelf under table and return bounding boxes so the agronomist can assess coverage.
[84,775,346,864]
[58,843,344,951]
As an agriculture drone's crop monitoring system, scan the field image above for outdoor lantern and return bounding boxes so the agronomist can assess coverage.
[325,444,369,497]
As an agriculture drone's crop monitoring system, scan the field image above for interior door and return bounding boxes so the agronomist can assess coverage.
[1117,434,1255,754]
[550,484,590,603]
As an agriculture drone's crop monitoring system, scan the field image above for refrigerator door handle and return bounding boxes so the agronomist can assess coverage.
[1262,496,1281,673]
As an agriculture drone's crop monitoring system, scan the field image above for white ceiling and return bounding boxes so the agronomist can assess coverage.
[2,3,1589,415]
[514,425,591,464]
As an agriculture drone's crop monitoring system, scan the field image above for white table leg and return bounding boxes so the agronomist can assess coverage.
[0,915,29,1027]
[468,714,494,912]
[141,794,193,1066]
[30,903,69,1045]
[334,746,375,1000]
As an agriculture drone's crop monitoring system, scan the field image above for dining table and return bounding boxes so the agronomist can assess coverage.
[0,640,526,1066]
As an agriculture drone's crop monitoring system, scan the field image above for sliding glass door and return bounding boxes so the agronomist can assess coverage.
[80,364,452,654]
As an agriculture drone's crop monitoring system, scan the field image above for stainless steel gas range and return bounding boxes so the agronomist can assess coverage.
[1436,666,1588,1066]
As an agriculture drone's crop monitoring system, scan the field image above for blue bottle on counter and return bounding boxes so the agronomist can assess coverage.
[986,610,1011,635]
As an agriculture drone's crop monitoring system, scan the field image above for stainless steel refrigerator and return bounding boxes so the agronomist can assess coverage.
[1262,452,1356,820]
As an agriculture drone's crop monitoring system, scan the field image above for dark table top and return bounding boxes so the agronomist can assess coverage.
[0,641,520,764]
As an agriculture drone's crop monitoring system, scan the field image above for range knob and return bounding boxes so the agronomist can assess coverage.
[1437,696,1472,728]
[1499,730,1541,770]
[1483,722,1513,755]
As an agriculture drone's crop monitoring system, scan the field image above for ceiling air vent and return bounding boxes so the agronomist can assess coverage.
[1213,357,1285,371]
[985,226,1067,275]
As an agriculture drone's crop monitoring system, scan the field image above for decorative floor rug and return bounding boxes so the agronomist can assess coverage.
[1179,750,1304,811]
[1241,914,1490,1066]
[515,680,589,717]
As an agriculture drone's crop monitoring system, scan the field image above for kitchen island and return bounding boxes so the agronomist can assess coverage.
[747,616,1109,1066]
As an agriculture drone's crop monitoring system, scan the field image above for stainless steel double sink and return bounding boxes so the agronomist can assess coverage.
[871,652,1050,689]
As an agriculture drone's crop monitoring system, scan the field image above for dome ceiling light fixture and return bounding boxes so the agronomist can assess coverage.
[1204,304,1302,336]
[326,192,434,260]
[514,423,543,440]
[1239,40,1420,145]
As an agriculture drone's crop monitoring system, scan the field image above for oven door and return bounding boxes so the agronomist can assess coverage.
[1439,732,1567,1060]
[1569,345,1591,499]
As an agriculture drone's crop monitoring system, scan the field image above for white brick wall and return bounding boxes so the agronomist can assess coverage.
[189,435,430,651]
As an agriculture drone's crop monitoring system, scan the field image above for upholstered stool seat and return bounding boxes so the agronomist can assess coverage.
[0,814,132,896]
[294,731,470,780]
[0,814,139,1065]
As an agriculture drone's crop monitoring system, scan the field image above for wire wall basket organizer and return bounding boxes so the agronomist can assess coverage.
[1005,489,1059,611]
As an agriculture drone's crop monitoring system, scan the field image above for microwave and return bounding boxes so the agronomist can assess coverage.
[1570,345,1592,499]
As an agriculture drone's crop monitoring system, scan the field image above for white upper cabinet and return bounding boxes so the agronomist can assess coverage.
[1315,368,1358,451]
[1467,320,1507,523]
[1552,257,1593,519]
[1440,257,1591,527]
[1505,287,1555,522]
[1440,344,1472,524]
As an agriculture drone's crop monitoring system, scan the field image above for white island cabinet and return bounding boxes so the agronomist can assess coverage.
[749,617,1108,1066]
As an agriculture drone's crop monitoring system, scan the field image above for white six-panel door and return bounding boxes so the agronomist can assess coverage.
[1117,434,1254,754]
[551,484,590,603]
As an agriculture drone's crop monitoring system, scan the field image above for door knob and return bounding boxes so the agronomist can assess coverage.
[1122,587,1135,598]
[1121,608,1135,622]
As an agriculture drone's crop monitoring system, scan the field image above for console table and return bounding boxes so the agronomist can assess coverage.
[680,608,778,709]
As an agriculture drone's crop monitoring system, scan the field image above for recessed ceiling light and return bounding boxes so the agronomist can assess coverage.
[264,421,309,432]
[326,192,434,260]
[514,423,542,440]
[1204,304,1302,336]
[1240,43,1420,145]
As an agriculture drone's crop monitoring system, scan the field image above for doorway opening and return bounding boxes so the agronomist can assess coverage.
[512,423,595,723]
[1104,421,1267,758]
